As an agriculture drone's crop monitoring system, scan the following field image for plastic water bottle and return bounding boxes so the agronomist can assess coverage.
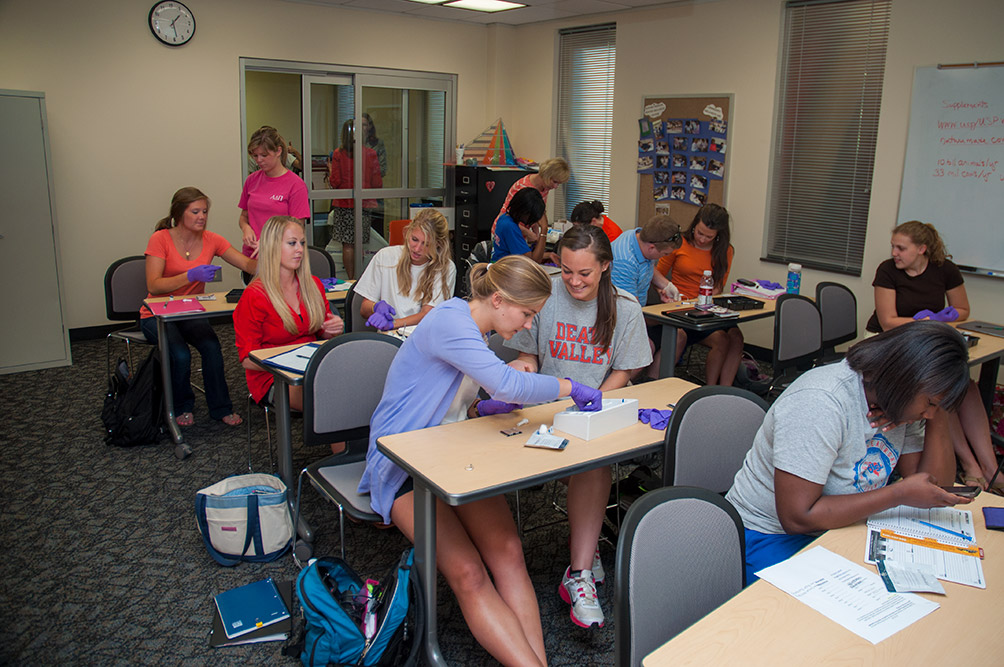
[697,270,714,308]
[786,263,802,294]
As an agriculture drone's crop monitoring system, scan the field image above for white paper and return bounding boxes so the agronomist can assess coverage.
[864,529,985,589]
[876,560,945,594]
[867,506,976,545]
[260,342,321,373]
[757,546,939,644]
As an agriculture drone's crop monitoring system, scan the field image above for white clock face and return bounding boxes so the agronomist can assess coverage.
[149,1,195,46]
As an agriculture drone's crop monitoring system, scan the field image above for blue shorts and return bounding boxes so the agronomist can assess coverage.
[743,529,815,585]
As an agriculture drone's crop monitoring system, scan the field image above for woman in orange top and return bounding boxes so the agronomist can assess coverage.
[656,203,743,385]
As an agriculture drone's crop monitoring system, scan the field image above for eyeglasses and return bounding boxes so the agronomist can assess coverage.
[664,231,682,245]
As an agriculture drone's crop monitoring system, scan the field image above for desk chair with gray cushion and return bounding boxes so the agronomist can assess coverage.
[662,385,768,492]
[292,333,403,561]
[815,281,857,362]
[104,256,154,373]
[614,486,745,667]
[308,245,336,280]
[770,294,822,398]
[342,281,375,334]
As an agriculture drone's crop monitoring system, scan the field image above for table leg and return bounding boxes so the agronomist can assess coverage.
[658,323,679,379]
[414,480,446,667]
[273,380,314,543]
[156,317,191,459]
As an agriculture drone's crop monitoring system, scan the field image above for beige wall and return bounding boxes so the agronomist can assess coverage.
[1,0,1000,372]
[0,0,489,329]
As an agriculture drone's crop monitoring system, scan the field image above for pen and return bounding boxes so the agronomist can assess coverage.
[296,354,312,359]
[912,518,972,542]
[978,324,1004,331]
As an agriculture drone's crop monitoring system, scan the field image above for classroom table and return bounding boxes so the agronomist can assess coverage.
[642,491,1004,665]
[376,377,699,667]
[144,284,351,459]
[641,296,777,379]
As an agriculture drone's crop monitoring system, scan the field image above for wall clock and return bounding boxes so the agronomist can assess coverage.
[149,1,196,47]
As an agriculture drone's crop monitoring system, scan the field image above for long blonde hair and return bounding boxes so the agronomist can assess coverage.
[468,255,552,306]
[254,216,327,335]
[893,221,951,265]
[396,209,453,306]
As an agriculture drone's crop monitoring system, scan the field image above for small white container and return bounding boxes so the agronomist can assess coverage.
[552,398,639,441]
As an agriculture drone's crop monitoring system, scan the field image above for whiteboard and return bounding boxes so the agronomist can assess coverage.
[897,66,1004,278]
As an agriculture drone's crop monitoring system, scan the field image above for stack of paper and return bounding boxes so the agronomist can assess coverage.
[729,282,785,300]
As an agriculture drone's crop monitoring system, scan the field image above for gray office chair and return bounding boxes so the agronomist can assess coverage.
[342,281,375,333]
[292,333,403,562]
[769,294,822,398]
[614,486,745,667]
[662,385,768,492]
[308,245,337,280]
[815,281,857,363]
[103,256,154,374]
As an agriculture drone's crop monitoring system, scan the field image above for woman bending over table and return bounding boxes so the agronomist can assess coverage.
[354,209,455,331]
[140,187,256,427]
[656,203,743,385]
[866,220,998,492]
[726,322,973,583]
[358,255,603,666]
[233,216,344,412]
[506,224,651,629]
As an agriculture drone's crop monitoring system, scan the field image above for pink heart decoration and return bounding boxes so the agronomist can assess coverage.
[485,181,495,193]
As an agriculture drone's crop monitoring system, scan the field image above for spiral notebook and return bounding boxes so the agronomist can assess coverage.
[867,506,976,546]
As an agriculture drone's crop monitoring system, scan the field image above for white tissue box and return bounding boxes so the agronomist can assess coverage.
[552,398,638,441]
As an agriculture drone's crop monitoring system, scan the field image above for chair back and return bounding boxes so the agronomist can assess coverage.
[614,487,745,667]
[487,332,520,364]
[388,219,410,246]
[663,386,768,492]
[816,281,857,356]
[342,282,373,334]
[772,294,822,373]
[302,333,402,448]
[104,256,149,321]
[308,246,337,280]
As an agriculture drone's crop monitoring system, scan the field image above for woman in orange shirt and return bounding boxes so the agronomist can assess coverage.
[656,203,743,385]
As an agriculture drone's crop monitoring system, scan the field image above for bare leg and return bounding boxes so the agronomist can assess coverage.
[718,327,745,386]
[700,328,744,385]
[917,409,959,486]
[958,381,999,484]
[566,467,611,571]
[392,493,546,667]
[342,242,357,280]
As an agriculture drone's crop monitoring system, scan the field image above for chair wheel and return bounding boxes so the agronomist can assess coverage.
[174,442,192,460]
[294,539,313,563]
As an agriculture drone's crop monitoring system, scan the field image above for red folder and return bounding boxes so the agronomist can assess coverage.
[153,298,206,315]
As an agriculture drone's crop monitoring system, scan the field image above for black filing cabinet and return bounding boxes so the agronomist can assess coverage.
[447,165,533,265]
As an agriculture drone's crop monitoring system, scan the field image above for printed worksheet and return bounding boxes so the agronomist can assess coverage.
[864,529,986,588]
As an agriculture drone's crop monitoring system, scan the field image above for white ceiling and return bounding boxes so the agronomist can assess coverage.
[284,0,693,26]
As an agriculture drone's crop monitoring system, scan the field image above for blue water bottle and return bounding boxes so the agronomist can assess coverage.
[786,263,802,294]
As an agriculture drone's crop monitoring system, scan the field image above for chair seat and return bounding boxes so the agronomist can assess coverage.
[109,327,150,344]
[309,459,381,522]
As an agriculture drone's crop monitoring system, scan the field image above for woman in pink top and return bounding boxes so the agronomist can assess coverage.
[238,126,310,261]
[141,187,256,427]
[490,157,570,239]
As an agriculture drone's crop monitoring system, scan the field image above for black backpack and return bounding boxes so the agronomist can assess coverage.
[101,348,165,447]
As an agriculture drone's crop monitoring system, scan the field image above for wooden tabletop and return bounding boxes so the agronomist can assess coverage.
[643,492,1004,665]
[954,320,1004,367]
[642,295,777,326]
[377,377,698,505]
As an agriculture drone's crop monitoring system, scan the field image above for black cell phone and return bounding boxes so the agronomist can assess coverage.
[940,485,981,498]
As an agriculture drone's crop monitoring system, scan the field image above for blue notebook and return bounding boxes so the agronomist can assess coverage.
[214,577,291,640]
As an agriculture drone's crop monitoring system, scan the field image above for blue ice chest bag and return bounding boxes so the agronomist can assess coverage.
[195,473,293,566]
[292,549,421,667]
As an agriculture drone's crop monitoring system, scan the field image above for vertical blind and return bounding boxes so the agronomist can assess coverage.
[555,24,616,220]
[764,0,890,275]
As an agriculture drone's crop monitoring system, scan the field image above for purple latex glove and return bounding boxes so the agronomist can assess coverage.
[638,408,673,430]
[320,277,341,290]
[913,309,936,321]
[476,399,522,417]
[366,310,395,331]
[186,264,220,283]
[566,379,602,412]
[756,279,783,290]
[373,300,396,319]
[931,306,959,322]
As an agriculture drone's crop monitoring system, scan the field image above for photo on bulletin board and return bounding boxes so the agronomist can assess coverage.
[637,94,732,225]
[637,153,655,172]
[652,119,664,138]
[655,140,670,154]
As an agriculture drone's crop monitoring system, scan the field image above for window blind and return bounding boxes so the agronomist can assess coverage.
[556,24,616,220]
[764,0,890,275]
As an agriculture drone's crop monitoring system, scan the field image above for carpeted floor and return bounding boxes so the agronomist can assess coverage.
[0,324,671,666]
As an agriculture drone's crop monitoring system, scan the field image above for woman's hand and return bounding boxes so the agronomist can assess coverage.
[895,472,973,508]
[567,379,602,412]
[522,223,541,244]
[508,359,536,373]
[476,399,522,417]
[186,264,220,283]
[866,405,900,433]
[241,226,259,252]
[321,312,344,338]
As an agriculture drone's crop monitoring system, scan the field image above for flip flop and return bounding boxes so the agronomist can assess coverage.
[958,472,987,490]
[176,412,194,427]
[221,413,243,427]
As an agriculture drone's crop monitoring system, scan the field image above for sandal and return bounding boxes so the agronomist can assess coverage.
[176,412,194,427]
[957,471,987,489]
[221,413,243,427]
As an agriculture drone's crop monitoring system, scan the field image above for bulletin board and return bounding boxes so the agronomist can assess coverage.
[636,94,732,226]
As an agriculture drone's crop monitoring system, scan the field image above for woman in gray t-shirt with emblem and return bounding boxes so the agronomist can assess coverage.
[726,322,974,584]
[506,224,651,629]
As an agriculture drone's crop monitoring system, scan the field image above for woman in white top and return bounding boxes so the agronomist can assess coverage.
[354,209,456,330]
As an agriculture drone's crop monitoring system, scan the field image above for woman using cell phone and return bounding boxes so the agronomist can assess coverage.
[358,255,603,666]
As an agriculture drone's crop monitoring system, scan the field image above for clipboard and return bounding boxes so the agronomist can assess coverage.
[957,321,1004,339]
